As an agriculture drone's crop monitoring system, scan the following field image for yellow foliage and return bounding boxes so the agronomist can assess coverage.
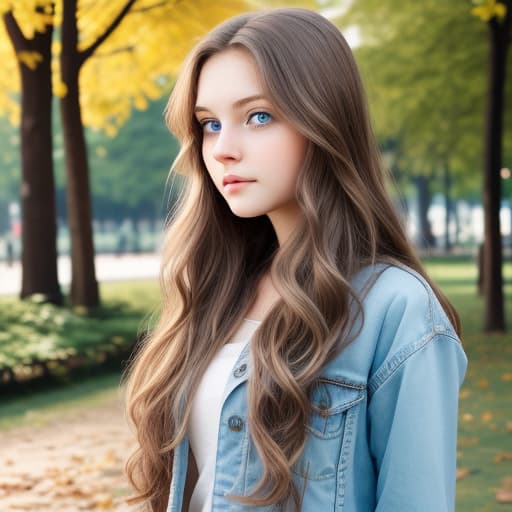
[104,124,118,137]
[11,0,54,39]
[95,145,107,157]
[0,22,20,121]
[133,94,148,111]
[53,80,68,98]
[78,0,253,132]
[471,0,507,22]
[0,0,321,130]
[52,40,61,55]
[17,50,43,69]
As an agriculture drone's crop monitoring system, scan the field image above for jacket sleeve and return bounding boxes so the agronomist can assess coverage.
[367,332,467,512]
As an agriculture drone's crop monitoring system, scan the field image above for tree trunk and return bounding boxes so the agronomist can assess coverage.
[414,175,435,250]
[60,0,98,307]
[482,11,510,332]
[3,10,62,305]
[454,201,460,246]
[478,243,484,296]
[443,166,453,252]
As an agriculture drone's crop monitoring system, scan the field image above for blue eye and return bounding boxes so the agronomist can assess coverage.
[201,120,221,133]
[249,112,272,126]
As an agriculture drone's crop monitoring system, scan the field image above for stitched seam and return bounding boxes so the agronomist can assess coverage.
[318,376,367,390]
[368,331,458,397]
[336,404,358,510]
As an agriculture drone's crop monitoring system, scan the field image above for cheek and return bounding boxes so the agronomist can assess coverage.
[202,140,217,172]
[201,142,221,188]
[279,133,307,182]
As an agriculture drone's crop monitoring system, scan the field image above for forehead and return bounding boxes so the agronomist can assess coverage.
[196,48,266,107]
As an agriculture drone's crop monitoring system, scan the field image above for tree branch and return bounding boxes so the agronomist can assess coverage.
[79,0,138,66]
[2,10,29,52]
[130,0,168,14]
[506,0,512,43]
[94,45,135,58]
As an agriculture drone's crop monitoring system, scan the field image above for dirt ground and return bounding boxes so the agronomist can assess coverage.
[0,391,142,511]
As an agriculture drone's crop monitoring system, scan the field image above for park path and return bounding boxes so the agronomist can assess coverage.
[0,390,142,511]
[0,253,160,296]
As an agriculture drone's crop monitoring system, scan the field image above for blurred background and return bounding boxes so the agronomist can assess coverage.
[0,0,511,510]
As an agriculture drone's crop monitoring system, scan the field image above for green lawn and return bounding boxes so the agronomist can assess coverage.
[0,260,511,510]
[426,257,512,511]
[0,371,122,430]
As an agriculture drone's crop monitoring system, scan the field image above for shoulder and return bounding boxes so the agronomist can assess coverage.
[353,261,455,335]
[351,261,461,370]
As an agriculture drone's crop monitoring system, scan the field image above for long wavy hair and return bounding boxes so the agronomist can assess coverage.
[121,7,461,511]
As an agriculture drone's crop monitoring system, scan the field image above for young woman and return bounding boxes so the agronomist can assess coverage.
[122,8,467,512]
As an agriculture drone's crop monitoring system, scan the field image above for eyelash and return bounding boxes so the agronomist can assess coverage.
[199,111,273,133]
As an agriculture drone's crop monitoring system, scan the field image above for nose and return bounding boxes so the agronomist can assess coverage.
[211,126,242,164]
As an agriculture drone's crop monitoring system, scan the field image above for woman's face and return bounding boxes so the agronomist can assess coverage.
[194,47,308,237]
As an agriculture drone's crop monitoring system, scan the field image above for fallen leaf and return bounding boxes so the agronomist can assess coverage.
[458,436,480,448]
[496,489,512,503]
[477,377,489,389]
[54,476,74,486]
[31,478,55,494]
[482,411,494,423]
[495,452,512,463]
[501,372,512,382]
[101,450,118,465]
[96,494,114,509]
[506,421,512,433]
[496,476,512,503]
[459,389,471,400]
[463,413,474,422]
[0,476,35,491]
[456,468,470,480]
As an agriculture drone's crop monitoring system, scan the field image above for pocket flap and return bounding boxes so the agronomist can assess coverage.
[310,377,366,416]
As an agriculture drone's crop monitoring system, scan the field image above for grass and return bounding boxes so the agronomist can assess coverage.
[0,260,511,510]
[0,372,123,430]
[426,257,512,511]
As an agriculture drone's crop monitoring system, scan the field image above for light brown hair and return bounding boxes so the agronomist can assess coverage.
[122,7,460,511]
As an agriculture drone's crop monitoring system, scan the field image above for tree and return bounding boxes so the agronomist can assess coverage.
[1,0,284,306]
[2,4,62,304]
[471,0,511,331]
[336,0,512,331]
[87,96,181,224]
[57,0,141,307]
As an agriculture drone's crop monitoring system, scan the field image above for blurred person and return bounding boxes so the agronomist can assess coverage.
[6,236,14,266]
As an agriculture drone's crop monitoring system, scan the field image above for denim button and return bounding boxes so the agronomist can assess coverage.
[234,363,247,377]
[228,416,244,432]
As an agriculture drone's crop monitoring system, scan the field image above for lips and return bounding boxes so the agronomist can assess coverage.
[222,174,256,186]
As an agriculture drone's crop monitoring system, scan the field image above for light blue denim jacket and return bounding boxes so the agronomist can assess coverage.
[166,263,468,511]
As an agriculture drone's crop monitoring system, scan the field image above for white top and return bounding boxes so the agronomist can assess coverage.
[188,318,262,512]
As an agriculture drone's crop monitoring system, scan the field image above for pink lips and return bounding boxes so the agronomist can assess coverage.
[222,174,256,187]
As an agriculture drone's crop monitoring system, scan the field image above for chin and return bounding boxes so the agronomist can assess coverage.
[229,206,267,218]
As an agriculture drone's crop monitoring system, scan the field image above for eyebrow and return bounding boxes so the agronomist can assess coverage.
[194,94,269,114]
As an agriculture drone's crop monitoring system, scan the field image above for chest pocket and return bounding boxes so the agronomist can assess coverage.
[291,377,366,481]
